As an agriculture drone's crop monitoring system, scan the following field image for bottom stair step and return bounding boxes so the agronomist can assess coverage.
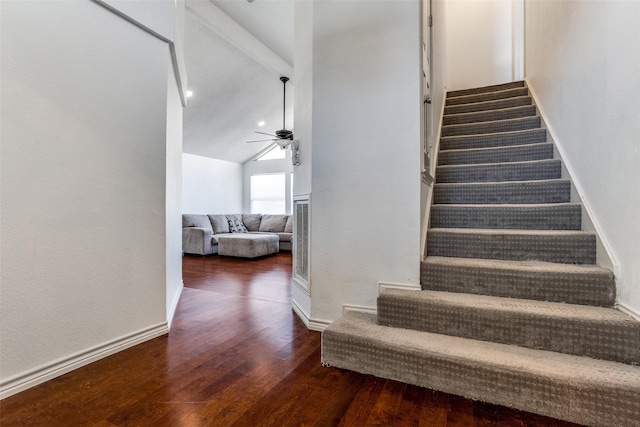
[321,311,640,427]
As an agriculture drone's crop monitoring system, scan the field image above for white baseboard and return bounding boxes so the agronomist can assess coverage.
[617,302,640,322]
[378,281,421,294]
[291,299,332,332]
[342,304,377,316]
[291,298,310,328]
[0,322,168,400]
[308,318,331,332]
[167,280,184,330]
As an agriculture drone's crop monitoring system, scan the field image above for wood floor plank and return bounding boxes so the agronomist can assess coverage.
[338,376,386,427]
[0,252,587,427]
[392,384,427,427]
[445,394,474,427]
[420,388,450,427]
[311,370,367,427]
[365,379,407,425]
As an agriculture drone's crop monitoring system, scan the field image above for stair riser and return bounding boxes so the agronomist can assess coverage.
[443,105,537,126]
[436,160,561,183]
[446,87,529,106]
[421,261,615,306]
[447,81,525,98]
[433,181,571,204]
[322,321,640,427]
[443,116,541,137]
[377,296,639,364]
[430,205,581,230]
[441,129,547,151]
[438,144,553,166]
[444,96,532,115]
[427,231,596,264]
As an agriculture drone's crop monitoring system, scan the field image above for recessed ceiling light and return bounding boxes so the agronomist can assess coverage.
[258,121,265,127]
[186,90,193,98]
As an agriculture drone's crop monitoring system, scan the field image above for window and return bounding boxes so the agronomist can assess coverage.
[250,173,285,214]
[256,145,286,160]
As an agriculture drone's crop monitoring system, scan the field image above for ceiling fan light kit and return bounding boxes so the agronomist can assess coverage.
[246,76,299,166]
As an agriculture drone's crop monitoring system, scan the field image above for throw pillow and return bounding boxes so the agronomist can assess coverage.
[228,219,248,233]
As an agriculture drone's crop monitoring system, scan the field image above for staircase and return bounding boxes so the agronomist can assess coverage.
[321,81,640,427]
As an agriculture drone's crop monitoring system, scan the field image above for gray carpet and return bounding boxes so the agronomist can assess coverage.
[433,179,572,204]
[438,142,554,165]
[421,256,615,306]
[443,105,537,126]
[322,311,640,427]
[321,80,640,426]
[445,95,532,115]
[440,128,547,150]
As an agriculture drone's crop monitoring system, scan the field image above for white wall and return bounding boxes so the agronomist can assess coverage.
[182,153,243,214]
[293,0,313,199]
[308,0,422,322]
[445,0,514,90]
[0,0,177,397]
[292,0,314,320]
[243,149,293,214]
[166,63,184,325]
[525,0,640,318]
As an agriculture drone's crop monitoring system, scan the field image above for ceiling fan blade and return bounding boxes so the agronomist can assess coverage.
[246,139,276,143]
[255,131,277,137]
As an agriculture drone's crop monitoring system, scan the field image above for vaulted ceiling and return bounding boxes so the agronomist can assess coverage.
[182,0,294,164]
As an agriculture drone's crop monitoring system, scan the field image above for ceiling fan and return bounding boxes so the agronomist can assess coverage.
[246,76,294,149]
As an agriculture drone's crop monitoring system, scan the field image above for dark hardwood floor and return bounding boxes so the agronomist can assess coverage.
[0,252,582,426]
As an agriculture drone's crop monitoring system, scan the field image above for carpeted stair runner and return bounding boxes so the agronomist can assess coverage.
[322,80,640,426]
[325,311,640,427]
[433,179,572,204]
[422,256,615,307]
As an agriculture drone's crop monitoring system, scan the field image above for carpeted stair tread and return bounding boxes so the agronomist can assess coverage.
[430,203,581,230]
[321,311,640,427]
[447,81,525,98]
[427,228,596,264]
[443,105,537,126]
[421,256,615,306]
[433,179,571,204]
[377,289,640,364]
[438,143,554,165]
[444,96,532,115]
[436,159,561,183]
[442,116,541,137]
[440,128,547,151]
[445,87,530,106]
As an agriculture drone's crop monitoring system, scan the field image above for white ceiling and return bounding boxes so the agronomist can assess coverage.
[182,0,295,164]
[211,0,294,66]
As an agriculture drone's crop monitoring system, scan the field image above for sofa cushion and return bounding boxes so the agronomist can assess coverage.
[208,214,230,234]
[225,214,243,224]
[242,214,262,232]
[182,214,212,230]
[259,214,288,233]
[229,219,248,233]
[284,216,293,233]
[250,231,292,242]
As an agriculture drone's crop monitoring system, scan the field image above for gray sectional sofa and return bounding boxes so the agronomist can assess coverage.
[182,213,293,257]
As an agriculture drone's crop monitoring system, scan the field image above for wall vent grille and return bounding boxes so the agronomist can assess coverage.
[294,197,310,293]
